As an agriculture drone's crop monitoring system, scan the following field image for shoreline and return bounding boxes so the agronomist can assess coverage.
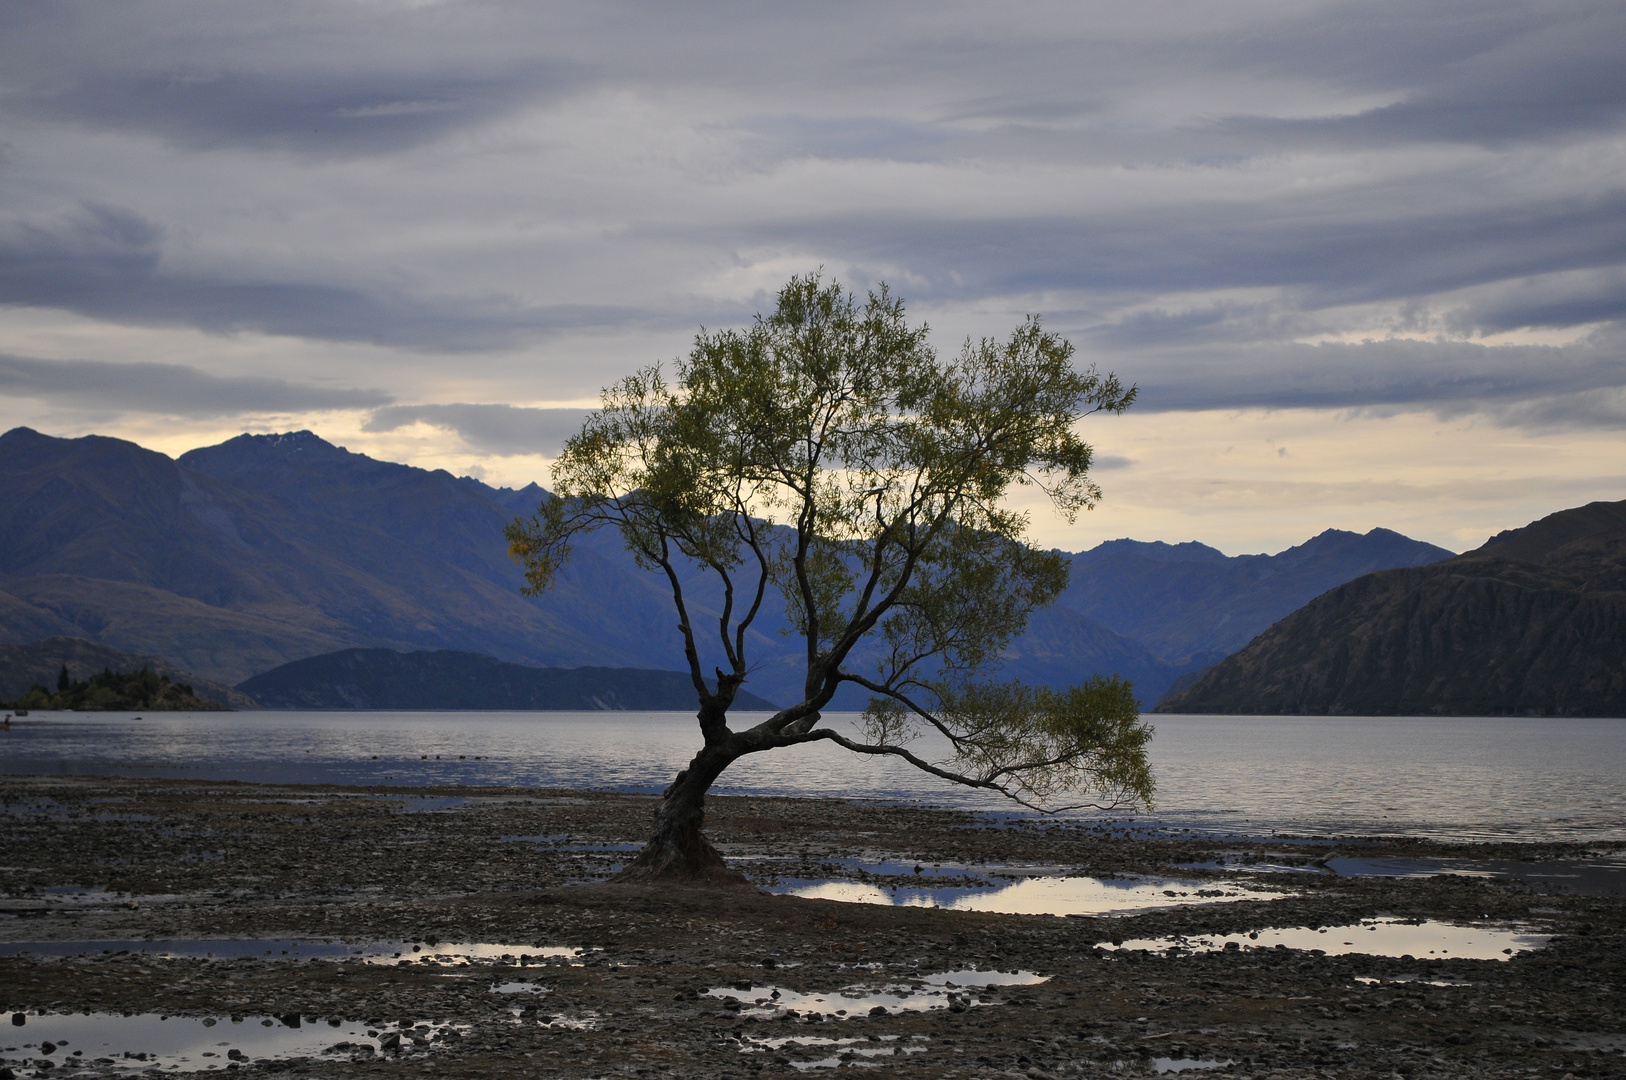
[1,774,1622,1078]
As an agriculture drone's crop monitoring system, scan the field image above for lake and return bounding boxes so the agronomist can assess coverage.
[2,711,1621,843]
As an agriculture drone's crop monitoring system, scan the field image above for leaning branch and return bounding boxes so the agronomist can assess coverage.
[798,729,1138,814]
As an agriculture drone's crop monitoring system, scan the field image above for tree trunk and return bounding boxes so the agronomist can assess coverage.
[613,743,754,886]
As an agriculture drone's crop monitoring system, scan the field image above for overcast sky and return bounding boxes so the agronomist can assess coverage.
[2,0,1623,553]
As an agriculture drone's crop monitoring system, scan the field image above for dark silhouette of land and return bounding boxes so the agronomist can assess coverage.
[238,647,778,710]
[1158,499,1626,716]
[0,636,248,707]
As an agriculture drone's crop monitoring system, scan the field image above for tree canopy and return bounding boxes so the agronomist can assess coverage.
[506,273,1153,880]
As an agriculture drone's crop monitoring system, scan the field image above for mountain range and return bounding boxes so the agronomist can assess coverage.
[1158,499,1626,716]
[0,426,1455,707]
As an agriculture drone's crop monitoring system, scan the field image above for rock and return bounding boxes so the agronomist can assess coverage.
[379,1032,401,1051]
[227,1050,246,1061]
[9,1013,23,1027]
[869,1006,888,1016]
[39,1041,56,1055]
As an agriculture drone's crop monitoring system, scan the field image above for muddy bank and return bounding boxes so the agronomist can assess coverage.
[1,775,1622,1079]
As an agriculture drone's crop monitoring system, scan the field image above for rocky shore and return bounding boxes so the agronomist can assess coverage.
[1,775,1622,1079]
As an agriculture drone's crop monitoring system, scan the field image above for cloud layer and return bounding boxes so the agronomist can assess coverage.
[0,0,1621,546]
[0,353,388,417]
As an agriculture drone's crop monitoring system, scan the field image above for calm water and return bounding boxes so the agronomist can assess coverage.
[2,711,1621,843]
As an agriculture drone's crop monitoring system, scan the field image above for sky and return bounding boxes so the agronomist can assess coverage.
[2,0,1623,555]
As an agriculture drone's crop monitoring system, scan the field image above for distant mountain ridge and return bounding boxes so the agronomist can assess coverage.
[0,426,1457,707]
[238,648,779,711]
[1157,499,1626,716]
[1057,528,1454,665]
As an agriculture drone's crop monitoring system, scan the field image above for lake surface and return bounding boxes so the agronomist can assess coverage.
[2,712,1621,843]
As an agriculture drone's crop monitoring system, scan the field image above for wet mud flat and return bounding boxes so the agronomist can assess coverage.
[1,775,1623,1079]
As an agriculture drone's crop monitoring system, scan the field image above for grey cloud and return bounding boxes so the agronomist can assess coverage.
[364,404,592,456]
[1209,3,1626,148]
[0,206,665,349]
[8,69,562,158]
[0,353,390,417]
[1477,387,1626,431]
[767,183,1626,319]
[740,115,956,162]
[1123,336,1626,424]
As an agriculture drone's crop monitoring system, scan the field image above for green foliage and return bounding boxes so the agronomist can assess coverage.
[4,667,225,711]
[507,273,1154,811]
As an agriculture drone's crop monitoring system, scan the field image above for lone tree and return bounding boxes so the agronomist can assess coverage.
[506,274,1153,883]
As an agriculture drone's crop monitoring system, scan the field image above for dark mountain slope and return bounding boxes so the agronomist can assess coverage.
[0,428,729,683]
[237,648,778,711]
[0,636,252,707]
[1156,500,1626,716]
[1058,528,1455,663]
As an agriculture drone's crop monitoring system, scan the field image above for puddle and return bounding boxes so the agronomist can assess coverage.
[0,939,584,965]
[1154,1057,1234,1074]
[774,875,1281,917]
[706,968,1047,1018]
[753,856,1027,884]
[490,982,548,994]
[1102,919,1549,960]
[1176,858,1328,876]
[0,1012,463,1071]
[734,1033,929,1070]
[360,941,582,966]
[1354,976,1471,987]
[1326,857,1626,897]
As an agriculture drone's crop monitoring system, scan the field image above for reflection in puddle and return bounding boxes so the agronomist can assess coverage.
[735,1033,929,1070]
[1103,919,1549,960]
[0,1013,463,1072]
[706,969,1047,1018]
[491,981,548,994]
[1326,856,1626,897]
[1176,858,1328,876]
[776,875,1281,916]
[0,939,582,965]
[360,941,582,966]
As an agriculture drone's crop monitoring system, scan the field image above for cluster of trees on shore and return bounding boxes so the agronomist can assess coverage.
[4,665,226,712]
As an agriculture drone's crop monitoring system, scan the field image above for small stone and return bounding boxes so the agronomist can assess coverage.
[9,1013,23,1027]
[869,1006,888,1016]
